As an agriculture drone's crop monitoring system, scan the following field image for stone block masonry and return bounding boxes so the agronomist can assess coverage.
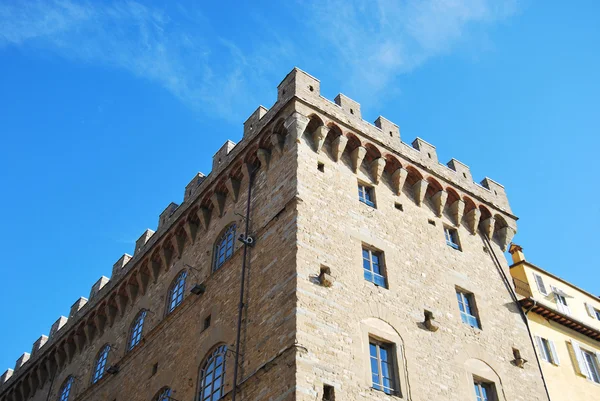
[0,68,545,401]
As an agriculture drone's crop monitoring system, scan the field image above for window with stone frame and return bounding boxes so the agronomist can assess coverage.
[152,387,172,401]
[58,376,74,401]
[167,271,187,314]
[198,345,227,401]
[456,289,480,329]
[214,224,236,272]
[444,226,460,250]
[362,247,387,288]
[91,345,110,384]
[369,339,399,396]
[473,378,496,401]
[128,310,147,351]
[358,183,376,207]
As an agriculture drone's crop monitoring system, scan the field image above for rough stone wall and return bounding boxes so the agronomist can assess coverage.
[1,116,300,401]
[292,110,550,400]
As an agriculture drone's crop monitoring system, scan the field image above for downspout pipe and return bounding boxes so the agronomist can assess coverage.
[480,231,552,401]
[232,167,256,401]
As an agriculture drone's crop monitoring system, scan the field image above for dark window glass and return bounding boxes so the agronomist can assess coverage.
[474,380,494,401]
[214,225,236,271]
[198,345,227,401]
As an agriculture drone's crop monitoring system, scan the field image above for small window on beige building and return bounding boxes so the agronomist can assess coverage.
[473,377,497,401]
[534,336,560,365]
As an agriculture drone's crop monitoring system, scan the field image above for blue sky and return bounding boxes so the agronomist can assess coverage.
[1,0,599,371]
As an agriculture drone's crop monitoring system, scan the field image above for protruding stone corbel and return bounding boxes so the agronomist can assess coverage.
[36,365,46,389]
[465,208,481,235]
[431,190,448,217]
[136,270,150,296]
[497,226,516,251]
[125,281,139,303]
[105,303,118,327]
[332,135,348,162]
[226,177,241,203]
[160,245,172,271]
[270,133,284,155]
[392,168,408,196]
[412,179,429,206]
[313,125,329,153]
[371,158,386,184]
[284,112,309,148]
[480,217,495,240]
[197,207,212,231]
[351,146,367,173]
[450,199,465,226]
[211,192,226,217]
[94,313,106,337]
[257,148,271,170]
[170,235,184,259]
[184,219,199,243]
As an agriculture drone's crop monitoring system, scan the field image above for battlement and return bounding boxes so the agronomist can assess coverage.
[0,67,518,395]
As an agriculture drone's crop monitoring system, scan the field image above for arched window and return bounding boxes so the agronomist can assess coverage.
[214,224,236,271]
[58,376,74,401]
[167,271,187,314]
[198,345,227,401]
[152,387,172,401]
[128,310,147,351]
[92,345,110,384]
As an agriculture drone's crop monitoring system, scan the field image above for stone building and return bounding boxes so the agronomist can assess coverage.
[509,244,600,400]
[0,68,550,401]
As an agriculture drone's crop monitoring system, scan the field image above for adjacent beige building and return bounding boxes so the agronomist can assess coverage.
[0,68,550,401]
[510,244,600,400]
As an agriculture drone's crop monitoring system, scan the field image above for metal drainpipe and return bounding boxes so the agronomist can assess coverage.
[231,167,256,401]
[480,231,552,401]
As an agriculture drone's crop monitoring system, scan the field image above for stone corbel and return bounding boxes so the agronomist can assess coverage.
[257,148,271,170]
[465,208,481,235]
[105,303,118,327]
[313,125,329,153]
[63,342,74,364]
[36,365,47,389]
[184,219,199,243]
[94,313,106,337]
[226,177,241,203]
[480,217,495,240]
[431,190,448,217]
[392,168,408,196]
[171,235,184,260]
[412,179,429,206]
[197,207,212,231]
[371,158,386,184]
[496,226,516,251]
[332,135,348,162]
[450,199,465,227]
[284,112,309,149]
[136,270,149,296]
[125,281,139,303]
[211,192,226,217]
[351,146,367,173]
[270,132,284,155]
[28,370,39,393]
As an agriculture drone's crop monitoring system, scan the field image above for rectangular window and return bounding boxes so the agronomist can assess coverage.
[554,292,570,315]
[582,350,600,384]
[473,380,495,401]
[369,341,397,395]
[358,184,375,207]
[535,336,560,365]
[533,273,548,296]
[456,289,480,329]
[362,248,386,287]
[444,227,460,250]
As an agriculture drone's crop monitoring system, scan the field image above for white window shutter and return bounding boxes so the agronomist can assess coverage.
[534,336,546,362]
[571,340,589,378]
[549,340,560,365]
[534,274,548,296]
[585,303,596,318]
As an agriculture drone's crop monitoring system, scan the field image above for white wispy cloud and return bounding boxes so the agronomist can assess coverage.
[0,0,518,120]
